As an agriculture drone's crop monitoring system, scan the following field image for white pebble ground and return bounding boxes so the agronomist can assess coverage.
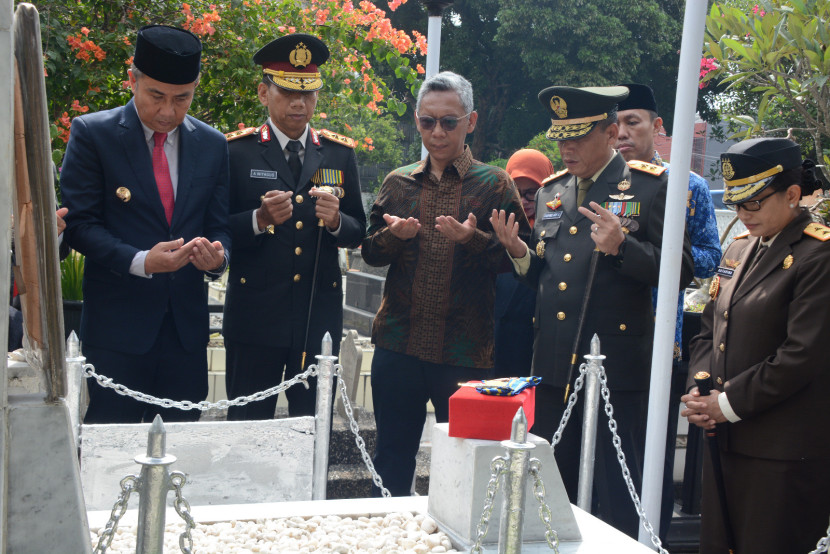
[91,512,460,553]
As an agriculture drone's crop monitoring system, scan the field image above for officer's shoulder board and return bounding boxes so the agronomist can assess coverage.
[319,129,356,149]
[733,231,751,240]
[627,160,667,176]
[804,222,830,241]
[541,168,569,186]
[225,127,257,142]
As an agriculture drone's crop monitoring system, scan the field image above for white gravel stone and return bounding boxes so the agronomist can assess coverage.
[90,512,460,553]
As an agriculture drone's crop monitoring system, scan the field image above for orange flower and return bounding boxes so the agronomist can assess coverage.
[364,137,373,144]
[238,122,247,130]
[344,123,353,131]
[344,78,351,85]
[125,56,134,66]
[81,27,90,36]
[123,36,132,45]
[70,100,90,113]
[416,63,425,74]
[319,112,328,119]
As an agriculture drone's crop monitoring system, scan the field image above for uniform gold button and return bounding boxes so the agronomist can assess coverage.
[240,277,247,284]
[716,377,723,385]
[295,195,304,204]
[564,253,572,262]
[569,226,578,235]
[332,281,338,288]
[557,312,566,320]
[619,324,627,331]
[532,317,536,324]
[540,230,546,238]
[295,247,302,256]
[558,282,567,291]
[719,343,725,352]
[723,310,728,319]
[296,221,304,230]
[294,274,301,282]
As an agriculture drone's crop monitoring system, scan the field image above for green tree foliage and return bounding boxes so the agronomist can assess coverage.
[390,0,683,161]
[25,0,425,179]
[700,0,830,180]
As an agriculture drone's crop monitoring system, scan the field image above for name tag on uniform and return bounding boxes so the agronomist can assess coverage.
[251,169,278,179]
[543,211,564,220]
[716,266,734,278]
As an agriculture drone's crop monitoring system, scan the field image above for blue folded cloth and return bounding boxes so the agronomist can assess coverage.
[476,376,542,396]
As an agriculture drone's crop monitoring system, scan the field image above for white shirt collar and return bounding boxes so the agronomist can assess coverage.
[268,118,308,150]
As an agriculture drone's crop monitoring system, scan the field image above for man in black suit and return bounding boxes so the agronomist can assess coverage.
[61,25,230,423]
[223,34,366,420]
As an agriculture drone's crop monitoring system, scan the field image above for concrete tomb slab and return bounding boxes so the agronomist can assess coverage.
[80,417,315,511]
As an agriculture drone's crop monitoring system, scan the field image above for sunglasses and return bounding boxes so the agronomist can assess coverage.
[417,112,472,132]
[725,189,783,212]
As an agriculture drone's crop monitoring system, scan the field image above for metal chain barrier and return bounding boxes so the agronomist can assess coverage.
[93,475,139,554]
[596,367,669,554]
[471,456,508,554]
[809,517,830,554]
[528,459,561,553]
[550,363,587,452]
[83,362,317,412]
[170,471,196,554]
[333,365,391,497]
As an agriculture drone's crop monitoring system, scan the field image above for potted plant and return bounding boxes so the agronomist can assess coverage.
[60,249,84,339]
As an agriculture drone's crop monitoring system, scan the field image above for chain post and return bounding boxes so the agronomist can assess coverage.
[134,415,178,554]
[498,408,536,554]
[334,366,391,497]
[577,334,605,511]
[312,332,337,500]
[93,475,139,554]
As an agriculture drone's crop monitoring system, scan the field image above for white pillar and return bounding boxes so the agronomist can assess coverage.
[0,0,15,549]
[638,0,709,547]
[420,1,451,160]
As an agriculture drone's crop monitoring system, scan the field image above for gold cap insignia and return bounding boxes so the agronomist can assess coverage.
[536,240,546,258]
[722,159,735,181]
[549,96,568,119]
[289,42,312,68]
[709,275,720,299]
[116,187,131,202]
[782,254,794,269]
[617,179,631,191]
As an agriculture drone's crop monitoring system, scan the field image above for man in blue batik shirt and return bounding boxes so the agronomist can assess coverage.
[616,83,721,541]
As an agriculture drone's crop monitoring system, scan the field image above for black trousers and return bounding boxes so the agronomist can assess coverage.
[370,348,491,496]
[224,338,330,420]
[532,382,648,539]
[83,312,207,424]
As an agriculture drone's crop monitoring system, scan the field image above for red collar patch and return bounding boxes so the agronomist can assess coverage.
[259,123,271,143]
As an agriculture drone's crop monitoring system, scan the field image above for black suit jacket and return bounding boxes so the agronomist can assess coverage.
[61,99,231,355]
[522,153,694,391]
[223,124,366,349]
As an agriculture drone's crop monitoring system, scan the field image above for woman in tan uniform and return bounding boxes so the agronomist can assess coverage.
[682,137,830,553]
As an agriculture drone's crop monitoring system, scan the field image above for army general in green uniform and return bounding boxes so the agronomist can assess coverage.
[222,34,366,420]
[492,86,693,537]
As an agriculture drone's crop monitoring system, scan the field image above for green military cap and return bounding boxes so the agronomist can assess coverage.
[538,86,629,141]
[254,34,330,92]
[721,138,802,205]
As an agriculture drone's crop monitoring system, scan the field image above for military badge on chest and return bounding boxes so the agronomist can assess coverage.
[601,197,641,234]
[536,229,547,258]
[543,193,564,221]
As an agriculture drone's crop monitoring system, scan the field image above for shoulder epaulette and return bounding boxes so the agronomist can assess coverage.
[319,129,356,149]
[733,231,751,240]
[225,127,257,141]
[804,222,830,241]
[627,160,668,176]
[541,168,569,186]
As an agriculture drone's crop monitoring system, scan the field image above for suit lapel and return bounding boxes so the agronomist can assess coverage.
[562,174,579,221]
[299,132,323,191]
[118,100,168,228]
[172,117,197,229]
[575,153,625,224]
[724,236,759,307]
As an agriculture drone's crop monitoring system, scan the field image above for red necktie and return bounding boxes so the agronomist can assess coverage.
[152,132,175,225]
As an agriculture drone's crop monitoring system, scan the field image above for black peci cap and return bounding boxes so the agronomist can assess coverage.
[538,86,629,141]
[616,83,658,114]
[133,25,202,85]
[254,34,329,91]
[721,138,803,204]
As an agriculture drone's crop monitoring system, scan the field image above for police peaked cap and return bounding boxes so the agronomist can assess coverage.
[254,34,329,91]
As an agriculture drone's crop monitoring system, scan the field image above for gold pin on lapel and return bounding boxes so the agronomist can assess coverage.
[617,179,631,191]
[536,240,546,257]
[782,254,794,269]
[116,187,131,202]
